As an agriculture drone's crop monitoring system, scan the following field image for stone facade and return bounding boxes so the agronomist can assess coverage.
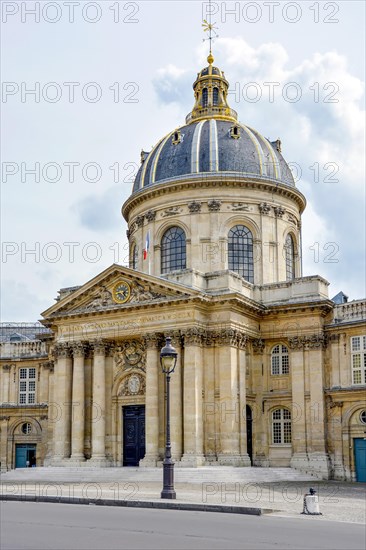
[1,55,365,481]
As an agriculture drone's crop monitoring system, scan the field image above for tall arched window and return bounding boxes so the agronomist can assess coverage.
[130,244,138,270]
[285,234,295,281]
[271,345,289,375]
[228,225,254,283]
[202,88,208,107]
[272,409,292,444]
[213,87,219,106]
[161,227,186,273]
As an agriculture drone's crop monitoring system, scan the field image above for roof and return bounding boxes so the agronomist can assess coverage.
[132,119,295,194]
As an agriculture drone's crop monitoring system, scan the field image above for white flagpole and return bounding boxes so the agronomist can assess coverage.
[148,230,152,276]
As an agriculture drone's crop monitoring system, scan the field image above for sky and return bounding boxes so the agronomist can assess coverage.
[1,0,365,321]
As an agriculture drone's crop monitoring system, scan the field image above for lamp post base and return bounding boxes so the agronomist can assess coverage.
[161,460,176,499]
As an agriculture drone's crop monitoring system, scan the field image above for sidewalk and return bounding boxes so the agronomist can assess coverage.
[1,469,365,524]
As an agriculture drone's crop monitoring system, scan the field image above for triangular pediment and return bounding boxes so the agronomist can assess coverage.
[41,264,200,319]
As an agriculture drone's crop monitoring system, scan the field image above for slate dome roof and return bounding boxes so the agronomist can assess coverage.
[133,119,295,193]
[132,55,295,194]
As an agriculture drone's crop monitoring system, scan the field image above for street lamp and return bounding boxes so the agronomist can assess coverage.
[160,336,178,499]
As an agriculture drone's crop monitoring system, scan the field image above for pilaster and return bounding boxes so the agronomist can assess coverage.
[140,333,160,467]
[180,328,204,466]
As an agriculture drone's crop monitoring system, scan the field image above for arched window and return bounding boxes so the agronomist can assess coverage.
[161,227,186,273]
[213,87,219,106]
[228,225,254,283]
[130,244,138,270]
[272,409,292,444]
[271,345,289,375]
[202,88,208,108]
[285,234,295,281]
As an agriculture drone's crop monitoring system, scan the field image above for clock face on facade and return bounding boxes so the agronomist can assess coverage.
[112,280,131,304]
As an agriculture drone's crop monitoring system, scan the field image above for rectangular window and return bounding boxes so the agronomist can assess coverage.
[18,367,36,404]
[272,356,280,375]
[351,336,366,385]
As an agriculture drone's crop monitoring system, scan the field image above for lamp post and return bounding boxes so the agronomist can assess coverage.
[160,336,177,499]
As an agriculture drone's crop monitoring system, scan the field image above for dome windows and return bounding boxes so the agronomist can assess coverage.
[285,234,295,281]
[228,225,254,283]
[230,125,241,139]
[213,87,219,106]
[161,227,186,274]
[172,130,182,145]
[130,243,138,270]
[202,88,208,108]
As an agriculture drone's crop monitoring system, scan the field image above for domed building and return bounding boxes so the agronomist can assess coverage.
[0,55,365,481]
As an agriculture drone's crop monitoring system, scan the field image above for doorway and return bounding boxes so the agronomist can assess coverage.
[15,444,36,468]
[123,405,145,466]
[354,438,366,482]
[246,405,253,465]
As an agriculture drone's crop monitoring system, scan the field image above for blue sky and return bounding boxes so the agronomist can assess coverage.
[1,1,365,320]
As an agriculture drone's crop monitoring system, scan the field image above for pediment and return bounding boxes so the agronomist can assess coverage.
[41,264,198,319]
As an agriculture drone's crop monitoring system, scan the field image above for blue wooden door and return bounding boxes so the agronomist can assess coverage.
[15,445,27,468]
[15,444,36,468]
[354,438,366,482]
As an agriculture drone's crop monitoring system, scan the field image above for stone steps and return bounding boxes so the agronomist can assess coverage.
[0,466,314,483]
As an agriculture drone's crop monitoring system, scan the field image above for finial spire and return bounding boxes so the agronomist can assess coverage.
[202,0,218,63]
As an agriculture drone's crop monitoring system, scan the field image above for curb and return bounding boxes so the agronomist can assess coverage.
[0,494,269,515]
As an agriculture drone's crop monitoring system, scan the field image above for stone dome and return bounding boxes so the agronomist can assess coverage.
[132,55,296,194]
[133,120,295,193]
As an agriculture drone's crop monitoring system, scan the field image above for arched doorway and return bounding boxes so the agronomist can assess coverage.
[246,405,253,465]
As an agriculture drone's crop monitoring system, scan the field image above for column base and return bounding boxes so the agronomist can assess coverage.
[88,456,112,468]
[332,462,346,481]
[179,453,205,467]
[253,453,270,467]
[290,452,310,473]
[307,452,331,479]
[69,454,86,462]
[45,457,71,467]
[217,454,251,467]
[139,455,159,467]
[69,455,86,466]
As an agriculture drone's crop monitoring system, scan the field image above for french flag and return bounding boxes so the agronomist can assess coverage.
[143,231,150,260]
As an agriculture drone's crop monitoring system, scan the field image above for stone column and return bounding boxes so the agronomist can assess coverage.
[70,343,86,462]
[140,334,160,466]
[44,363,55,464]
[180,329,204,466]
[169,331,183,462]
[238,336,251,466]
[90,340,108,464]
[53,344,72,461]
[289,339,309,472]
[1,365,11,403]
[0,416,10,471]
[217,330,243,465]
[251,339,269,467]
[202,334,216,462]
[307,336,330,479]
[328,400,345,480]
[39,361,52,404]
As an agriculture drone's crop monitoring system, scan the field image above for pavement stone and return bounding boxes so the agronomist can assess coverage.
[1,468,365,524]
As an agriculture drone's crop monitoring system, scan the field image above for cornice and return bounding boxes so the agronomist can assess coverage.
[122,173,306,221]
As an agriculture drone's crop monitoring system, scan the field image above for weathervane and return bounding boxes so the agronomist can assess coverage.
[202,0,219,57]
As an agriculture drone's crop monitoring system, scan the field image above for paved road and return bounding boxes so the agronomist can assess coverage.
[1,502,365,550]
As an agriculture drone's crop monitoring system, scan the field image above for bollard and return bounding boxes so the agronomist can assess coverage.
[302,488,322,515]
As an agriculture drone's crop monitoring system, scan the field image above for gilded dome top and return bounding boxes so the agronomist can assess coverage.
[132,59,295,194]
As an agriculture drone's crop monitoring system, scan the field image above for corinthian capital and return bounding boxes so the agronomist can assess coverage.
[72,342,87,358]
[92,339,107,355]
[54,343,72,358]
[143,333,161,350]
